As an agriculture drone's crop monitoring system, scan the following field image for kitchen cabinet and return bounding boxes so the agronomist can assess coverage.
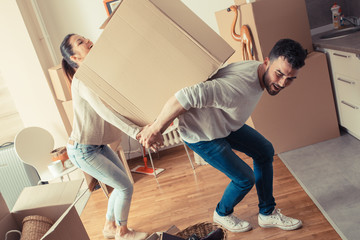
[326,49,360,140]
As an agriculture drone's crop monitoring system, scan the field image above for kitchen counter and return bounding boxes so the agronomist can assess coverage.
[312,28,360,54]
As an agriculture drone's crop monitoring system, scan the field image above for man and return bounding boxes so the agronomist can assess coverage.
[137,39,307,232]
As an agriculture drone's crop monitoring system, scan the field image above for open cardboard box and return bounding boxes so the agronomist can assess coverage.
[75,0,234,127]
[0,180,89,240]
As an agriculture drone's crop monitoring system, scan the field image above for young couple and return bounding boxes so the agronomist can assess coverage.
[61,34,306,240]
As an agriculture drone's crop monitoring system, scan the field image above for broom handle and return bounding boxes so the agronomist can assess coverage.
[142,147,148,169]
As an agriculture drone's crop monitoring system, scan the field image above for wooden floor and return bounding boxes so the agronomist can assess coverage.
[80,146,341,240]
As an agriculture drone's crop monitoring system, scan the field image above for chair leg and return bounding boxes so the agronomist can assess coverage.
[182,141,195,169]
[147,148,158,178]
[117,147,134,184]
[98,181,110,199]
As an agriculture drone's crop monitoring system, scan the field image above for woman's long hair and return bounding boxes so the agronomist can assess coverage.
[60,34,77,89]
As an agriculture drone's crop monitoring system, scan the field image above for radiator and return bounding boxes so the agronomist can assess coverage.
[0,142,40,210]
[163,129,181,147]
[161,128,195,170]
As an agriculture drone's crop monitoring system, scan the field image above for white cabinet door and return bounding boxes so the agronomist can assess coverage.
[327,49,360,139]
[338,100,360,136]
[328,50,360,79]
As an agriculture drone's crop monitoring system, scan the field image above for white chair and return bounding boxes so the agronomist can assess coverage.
[14,127,77,184]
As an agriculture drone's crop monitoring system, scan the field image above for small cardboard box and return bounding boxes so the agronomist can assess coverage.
[0,180,89,240]
[49,65,72,101]
[215,0,313,62]
[62,100,74,128]
[75,0,234,126]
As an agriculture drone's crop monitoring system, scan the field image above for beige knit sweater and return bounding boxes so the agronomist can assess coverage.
[69,77,140,145]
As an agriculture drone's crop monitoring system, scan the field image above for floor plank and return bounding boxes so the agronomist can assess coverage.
[80,146,341,240]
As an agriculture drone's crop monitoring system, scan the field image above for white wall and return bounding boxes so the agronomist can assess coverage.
[0,71,23,144]
[36,0,107,64]
[0,0,68,147]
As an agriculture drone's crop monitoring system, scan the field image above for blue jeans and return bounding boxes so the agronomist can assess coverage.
[67,142,133,226]
[185,124,276,216]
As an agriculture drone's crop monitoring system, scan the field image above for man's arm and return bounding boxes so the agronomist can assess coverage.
[137,95,187,150]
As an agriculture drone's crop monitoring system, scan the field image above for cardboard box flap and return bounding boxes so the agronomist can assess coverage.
[12,180,83,212]
[0,214,20,240]
[148,0,234,63]
[41,188,89,240]
[0,194,20,240]
[0,194,10,219]
[42,206,89,240]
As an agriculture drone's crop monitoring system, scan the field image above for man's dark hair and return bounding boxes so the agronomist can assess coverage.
[268,39,307,69]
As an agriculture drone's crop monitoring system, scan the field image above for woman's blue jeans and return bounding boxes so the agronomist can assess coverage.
[67,143,133,226]
[185,124,276,216]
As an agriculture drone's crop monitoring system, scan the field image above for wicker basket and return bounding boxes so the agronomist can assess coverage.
[175,222,227,240]
[20,215,54,240]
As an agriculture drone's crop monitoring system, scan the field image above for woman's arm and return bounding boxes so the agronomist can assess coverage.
[78,80,141,139]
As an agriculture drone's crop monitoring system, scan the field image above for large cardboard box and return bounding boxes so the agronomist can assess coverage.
[75,0,234,126]
[215,0,313,62]
[251,52,340,153]
[0,180,89,240]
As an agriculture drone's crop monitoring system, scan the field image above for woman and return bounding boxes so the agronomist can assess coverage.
[61,33,148,240]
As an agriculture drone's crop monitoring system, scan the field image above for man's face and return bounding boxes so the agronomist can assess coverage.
[262,56,299,96]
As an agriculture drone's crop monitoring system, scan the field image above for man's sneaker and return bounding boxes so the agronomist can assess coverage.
[258,209,302,230]
[213,211,252,232]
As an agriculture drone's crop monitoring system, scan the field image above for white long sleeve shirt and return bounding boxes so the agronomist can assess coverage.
[70,77,140,145]
[175,61,264,143]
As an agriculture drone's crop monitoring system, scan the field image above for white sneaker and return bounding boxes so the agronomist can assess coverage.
[258,209,302,230]
[115,230,148,240]
[213,211,252,232]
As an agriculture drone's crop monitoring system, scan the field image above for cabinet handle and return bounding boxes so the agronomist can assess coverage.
[333,53,350,58]
[337,78,355,85]
[341,101,359,110]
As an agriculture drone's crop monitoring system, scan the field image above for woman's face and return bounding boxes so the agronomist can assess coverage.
[69,35,93,66]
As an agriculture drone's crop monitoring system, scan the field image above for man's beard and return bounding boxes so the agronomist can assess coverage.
[263,68,280,96]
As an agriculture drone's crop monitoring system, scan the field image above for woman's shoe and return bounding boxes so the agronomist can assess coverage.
[103,229,116,239]
[115,230,148,240]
